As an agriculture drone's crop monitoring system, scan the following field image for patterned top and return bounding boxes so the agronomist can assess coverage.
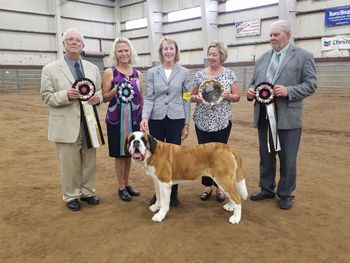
[192,68,237,132]
[105,66,142,126]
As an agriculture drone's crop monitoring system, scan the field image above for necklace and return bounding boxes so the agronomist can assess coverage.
[116,65,132,77]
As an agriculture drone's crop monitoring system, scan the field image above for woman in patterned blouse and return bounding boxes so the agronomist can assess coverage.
[190,41,240,202]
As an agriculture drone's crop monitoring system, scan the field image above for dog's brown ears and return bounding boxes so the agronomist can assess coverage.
[124,133,132,157]
[147,133,157,154]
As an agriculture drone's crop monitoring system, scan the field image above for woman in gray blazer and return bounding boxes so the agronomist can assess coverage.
[140,37,191,207]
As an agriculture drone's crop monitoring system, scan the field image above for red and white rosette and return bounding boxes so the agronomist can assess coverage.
[73,78,104,149]
[255,82,280,152]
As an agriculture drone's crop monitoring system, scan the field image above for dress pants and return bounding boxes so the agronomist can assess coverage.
[195,121,232,187]
[56,123,96,202]
[258,115,301,198]
[149,116,184,194]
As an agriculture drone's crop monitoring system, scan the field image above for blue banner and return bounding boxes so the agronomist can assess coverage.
[325,6,350,27]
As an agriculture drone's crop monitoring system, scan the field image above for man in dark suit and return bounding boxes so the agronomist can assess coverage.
[247,20,317,209]
[40,28,102,211]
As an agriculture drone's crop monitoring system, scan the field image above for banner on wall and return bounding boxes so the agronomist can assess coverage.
[235,19,261,37]
[321,35,350,51]
[325,6,350,27]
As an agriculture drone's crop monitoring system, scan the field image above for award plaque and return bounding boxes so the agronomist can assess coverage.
[198,79,224,106]
[117,80,135,103]
[72,78,95,101]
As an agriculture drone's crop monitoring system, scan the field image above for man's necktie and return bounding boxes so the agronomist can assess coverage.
[74,62,84,80]
[266,53,280,83]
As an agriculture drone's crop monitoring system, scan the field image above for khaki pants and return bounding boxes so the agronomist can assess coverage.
[56,125,96,202]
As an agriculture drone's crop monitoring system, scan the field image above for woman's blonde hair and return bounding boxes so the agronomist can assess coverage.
[109,37,138,66]
[207,41,228,63]
[158,37,180,63]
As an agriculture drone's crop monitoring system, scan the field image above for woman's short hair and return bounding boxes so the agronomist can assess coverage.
[158,37,180,63]
[207,41,228,63]
[109,37,138,66]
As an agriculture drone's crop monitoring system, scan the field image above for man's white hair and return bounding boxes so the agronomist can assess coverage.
[62,28,85,43]
[271,20,292,34]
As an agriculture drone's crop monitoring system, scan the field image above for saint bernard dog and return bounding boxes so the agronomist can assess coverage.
[125,131,248,224]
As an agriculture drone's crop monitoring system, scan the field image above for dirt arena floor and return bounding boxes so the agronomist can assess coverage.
[0,91,349,262]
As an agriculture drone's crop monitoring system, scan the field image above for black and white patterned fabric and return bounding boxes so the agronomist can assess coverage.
[192,68,237,132]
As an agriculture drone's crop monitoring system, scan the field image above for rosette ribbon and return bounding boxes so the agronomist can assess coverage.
[255,82,281,152]
[73,78,105,149]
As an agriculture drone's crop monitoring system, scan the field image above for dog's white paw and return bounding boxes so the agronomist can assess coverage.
[152,212,166,222]
[229,214,241,224]
[149,204,160,212]
[223,203,234,211]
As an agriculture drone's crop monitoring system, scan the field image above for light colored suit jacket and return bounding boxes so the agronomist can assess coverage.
[250,44,317,129]
[142,63,191,124]
[40,58,102,143]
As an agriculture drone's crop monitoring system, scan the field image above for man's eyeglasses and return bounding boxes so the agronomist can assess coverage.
[64,38,83,44]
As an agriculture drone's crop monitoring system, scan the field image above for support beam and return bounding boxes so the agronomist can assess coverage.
[55,0,63,59]
[200,0,219,67]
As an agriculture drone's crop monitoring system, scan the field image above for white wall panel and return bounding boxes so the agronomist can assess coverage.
[0,0,53,13]
[121,3,145,21]
[165,31,203,50]
[101,40,114,55]
[219,5,278,24]
[135,54,151,68]
[0,51,56,65]
[0,32,56,50]
[61,20,114,39]
[61,2,114,23]
[297,0,350,11]
[163,19,201,33]
[121,28,149,38]
[163,0,201,12]
[179,50,203,65]
[298,13,325,37]
[0,12,55,32]
[83,39,101,52]
[132,38,150,54]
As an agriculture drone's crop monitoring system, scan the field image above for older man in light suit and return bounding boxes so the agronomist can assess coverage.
[247,20,317,209]
[40,28,102,211]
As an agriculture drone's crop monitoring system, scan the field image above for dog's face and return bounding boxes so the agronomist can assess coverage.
[124,131,157,161]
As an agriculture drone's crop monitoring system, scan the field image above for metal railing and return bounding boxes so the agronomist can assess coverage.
[1,62,349,93]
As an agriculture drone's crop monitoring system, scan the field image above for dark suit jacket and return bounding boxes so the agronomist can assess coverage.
[250,44,317,129]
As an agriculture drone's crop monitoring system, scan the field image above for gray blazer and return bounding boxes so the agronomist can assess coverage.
[142,63,191,124]
[250,44,317,129]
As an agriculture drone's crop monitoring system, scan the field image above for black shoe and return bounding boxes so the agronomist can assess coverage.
[150,194,156,205]
[118,188,131,201]
[80,196,99,205]
[200,190,212,201]
[250,191,275,201]
[66,199,80,211]
[216,192,225,203]
[126,186,140,196]
[279,197,294,210]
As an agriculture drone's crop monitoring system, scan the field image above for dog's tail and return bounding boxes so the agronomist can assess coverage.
[235,179,248,200]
